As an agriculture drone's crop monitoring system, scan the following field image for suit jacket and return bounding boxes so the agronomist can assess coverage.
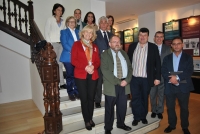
[161,52,194,95]
[127,42,161,87]
[71,41,100,80]
[160,44,171,65]
[94,30,113,55]
[60,28,79,62]
[101,48,133,97]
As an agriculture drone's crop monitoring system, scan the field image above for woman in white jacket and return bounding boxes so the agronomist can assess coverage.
[44,3,66,89]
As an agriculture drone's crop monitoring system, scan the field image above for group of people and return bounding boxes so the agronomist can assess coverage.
[44,3,194,134]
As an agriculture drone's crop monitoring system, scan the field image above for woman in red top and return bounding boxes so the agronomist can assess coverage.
[71,25,100,131]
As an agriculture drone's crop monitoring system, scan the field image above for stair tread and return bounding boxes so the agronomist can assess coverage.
[63,112,160,134]
[62,101,131,125]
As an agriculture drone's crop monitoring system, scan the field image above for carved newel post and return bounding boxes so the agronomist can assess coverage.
[40,43,62,134]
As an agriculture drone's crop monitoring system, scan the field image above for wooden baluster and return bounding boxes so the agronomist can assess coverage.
[43,83,49,116]
[54,81,61,115]
[3,0,6,23]
[18,5,22,32]
[13,2,17,29]
[24,9,28,35]
[7,0,11,26]
[50,83,56,117]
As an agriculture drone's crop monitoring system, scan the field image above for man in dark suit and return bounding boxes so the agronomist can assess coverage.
[74,9,86,31]
[150,31,171,119]
[162,36,194,134]
[101,35,132,134]
[94,16,113,108]
[127,28,161,126]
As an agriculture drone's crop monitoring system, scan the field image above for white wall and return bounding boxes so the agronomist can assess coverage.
[19,0,106,36]
[113,20,138,32]
[113,3,200,43]
[0,43,32,104]
[30,61,45,115]
[160,3,200,23]
[138,11,156,42]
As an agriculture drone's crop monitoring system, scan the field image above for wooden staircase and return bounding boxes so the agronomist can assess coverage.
[0,0,160,133]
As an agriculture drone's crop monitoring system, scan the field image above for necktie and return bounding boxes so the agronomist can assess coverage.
[158,46,161,55]
[103,32,109,48]
[116,52,123,79]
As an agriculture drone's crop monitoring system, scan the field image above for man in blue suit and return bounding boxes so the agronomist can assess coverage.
[162,36,194,134]
[94,16,113,108]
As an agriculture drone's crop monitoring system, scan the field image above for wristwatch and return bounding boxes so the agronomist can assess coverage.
[176,75,179,81]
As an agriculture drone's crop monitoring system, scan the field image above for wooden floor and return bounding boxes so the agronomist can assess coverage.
[0,93,200,134]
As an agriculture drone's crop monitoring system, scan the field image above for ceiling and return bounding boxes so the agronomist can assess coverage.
[99,0,200,24]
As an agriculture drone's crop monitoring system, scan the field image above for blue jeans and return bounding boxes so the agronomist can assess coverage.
[63,62,78,95]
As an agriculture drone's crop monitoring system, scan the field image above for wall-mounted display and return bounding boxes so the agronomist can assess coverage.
[115,31,123,44]
[124,29,133,43]
[163,15,200,57]
[163,21,180,40]
[133,27,139,42]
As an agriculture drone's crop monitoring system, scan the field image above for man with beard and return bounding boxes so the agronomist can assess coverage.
[101,35,132,134]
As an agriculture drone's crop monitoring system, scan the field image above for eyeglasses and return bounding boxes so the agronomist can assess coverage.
[68,21,75,23]
[110,41,120,44]
[172,43,182,46]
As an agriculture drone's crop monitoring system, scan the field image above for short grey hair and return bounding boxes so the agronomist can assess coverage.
[98,16,108,24]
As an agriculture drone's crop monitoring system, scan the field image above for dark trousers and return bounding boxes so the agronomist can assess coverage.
[95,68,102,103]
[63,62,78,95]
[75,74,97,123]
[104,85,127,131]
[130,76,150,120]
[166,85,190,129]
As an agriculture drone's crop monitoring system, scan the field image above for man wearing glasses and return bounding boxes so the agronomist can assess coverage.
[101,35,132,134]
[162,36,194,134]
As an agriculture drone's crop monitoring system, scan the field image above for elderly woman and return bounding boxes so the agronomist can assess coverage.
[83,11,98,31]
[71,25,100,130]
[60,16,79,101]
[44,3,66,89]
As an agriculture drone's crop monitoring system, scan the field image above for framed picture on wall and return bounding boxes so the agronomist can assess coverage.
[124,29,133,43]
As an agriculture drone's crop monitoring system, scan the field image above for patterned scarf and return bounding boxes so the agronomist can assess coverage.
[81,39,93,63]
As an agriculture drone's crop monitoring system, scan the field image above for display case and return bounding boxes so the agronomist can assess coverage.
[115,31,124,45]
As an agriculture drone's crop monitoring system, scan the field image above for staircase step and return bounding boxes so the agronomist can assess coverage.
[60,94,106,116]
[64,113,160,134]
[61,101,105,116]
[61,102,132,134]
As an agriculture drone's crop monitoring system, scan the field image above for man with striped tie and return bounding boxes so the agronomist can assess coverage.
[101,35,132,134]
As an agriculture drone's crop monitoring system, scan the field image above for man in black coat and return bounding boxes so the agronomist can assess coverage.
[127,27,161,126]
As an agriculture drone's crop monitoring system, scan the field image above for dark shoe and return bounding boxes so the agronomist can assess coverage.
[141,119,148,124]
[95,103,101,108]
[164,126,176,133]
[69,95,76,101]
[132,120,139,126]
[60,84,67,89]
[117,124,132,131]
[89,120,95,127]
[157,113,163,119]
[151,112,156,118]
[74,94,80,99]
[85,122,92,130]
[105,130,111,134]
[182,128,190,134]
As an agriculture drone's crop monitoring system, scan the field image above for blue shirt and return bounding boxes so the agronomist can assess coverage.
[173,52,182,72]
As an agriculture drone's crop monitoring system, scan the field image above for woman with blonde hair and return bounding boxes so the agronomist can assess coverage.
[71,25,100,130]
[60,16,79,101]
